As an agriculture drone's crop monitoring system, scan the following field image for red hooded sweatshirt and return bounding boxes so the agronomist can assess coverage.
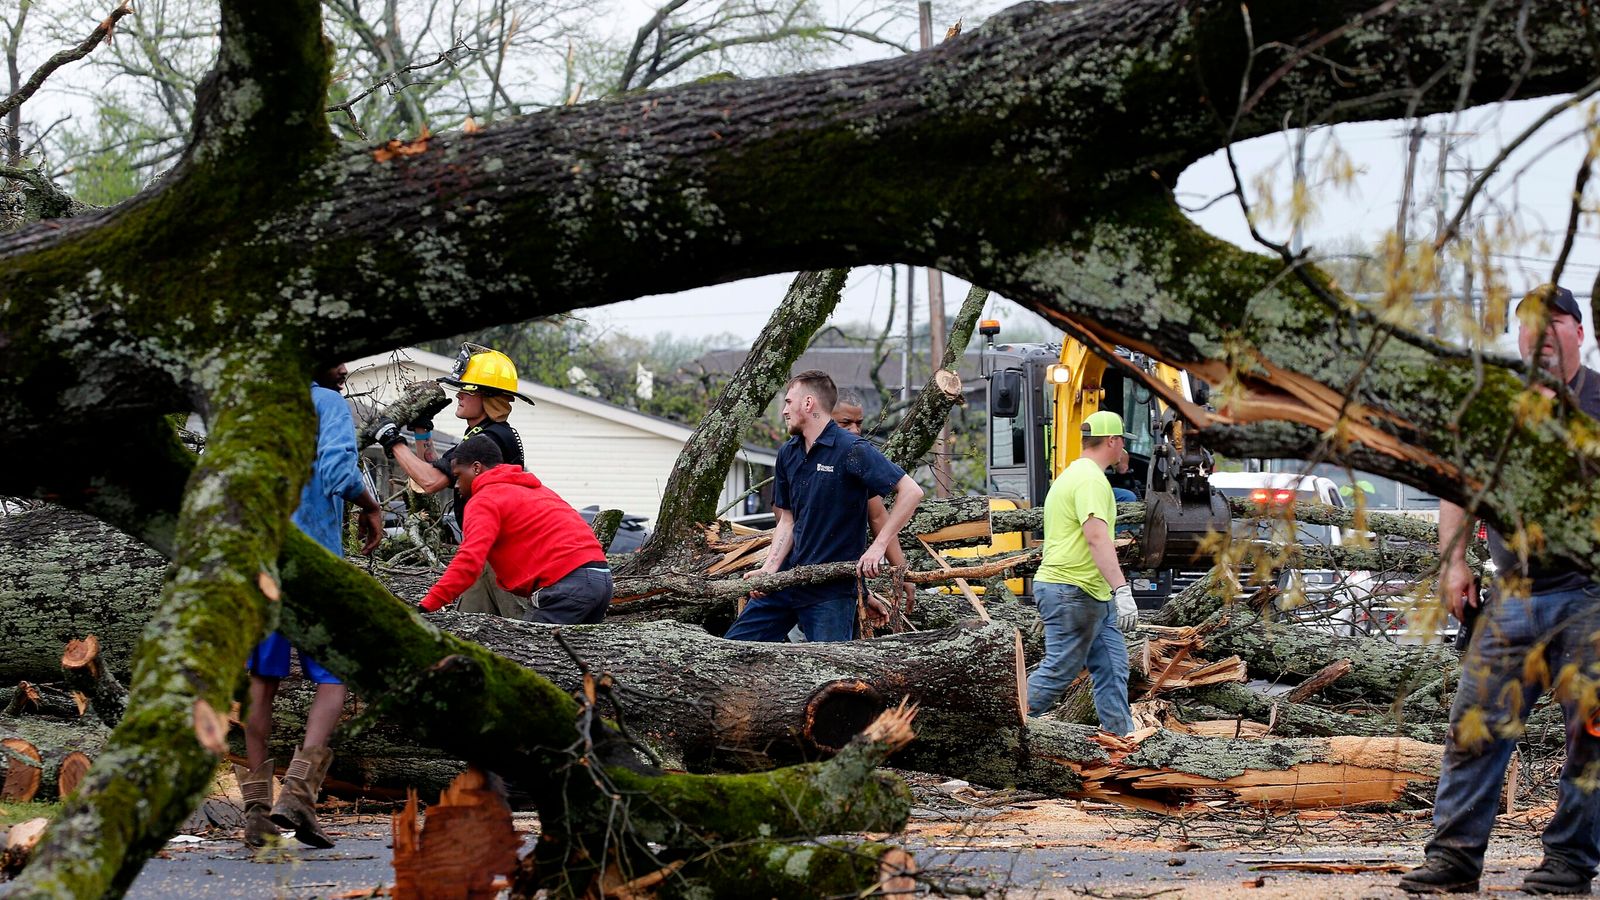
[421,465,606,612]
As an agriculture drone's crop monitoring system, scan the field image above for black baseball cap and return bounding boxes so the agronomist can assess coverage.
[1517,285,1583,321]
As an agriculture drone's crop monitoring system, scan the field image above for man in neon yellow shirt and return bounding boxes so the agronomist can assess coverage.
[1026,410,1138,732]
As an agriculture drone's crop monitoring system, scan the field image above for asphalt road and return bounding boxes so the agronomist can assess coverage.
[113,830,1550,899]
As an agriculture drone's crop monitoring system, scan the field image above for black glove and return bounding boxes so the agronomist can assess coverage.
[373,419,405,454]
[407,416,434,432]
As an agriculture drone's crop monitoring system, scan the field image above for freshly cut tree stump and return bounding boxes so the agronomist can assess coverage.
[55,751,91,799]
[61,636,129,727]
[391,767,519,900]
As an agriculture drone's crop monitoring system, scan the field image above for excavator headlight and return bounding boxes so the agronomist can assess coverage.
[1045,364,1072,385]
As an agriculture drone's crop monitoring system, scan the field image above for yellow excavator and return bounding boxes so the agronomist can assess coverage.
[955,321,1230,603]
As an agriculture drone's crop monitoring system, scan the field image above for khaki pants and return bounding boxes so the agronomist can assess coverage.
[455,564,528,618]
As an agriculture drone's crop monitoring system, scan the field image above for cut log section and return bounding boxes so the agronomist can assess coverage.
[3,681,87,719]
[1,738,41,802]
[0,714,110,801]
[431,615,1026,773]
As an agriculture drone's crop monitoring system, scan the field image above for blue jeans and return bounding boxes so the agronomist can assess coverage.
[1026,581,1134,733]
[1427,585,1600,877]
[724,590,856,642]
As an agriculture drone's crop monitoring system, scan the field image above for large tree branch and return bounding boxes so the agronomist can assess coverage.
[8,356,315,898]
[3,1,1594,442]
[881,283,987,469]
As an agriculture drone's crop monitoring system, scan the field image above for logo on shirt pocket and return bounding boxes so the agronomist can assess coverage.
[816,464,835,473]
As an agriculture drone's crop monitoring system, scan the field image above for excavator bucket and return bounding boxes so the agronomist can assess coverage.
[1140,489,1231,570]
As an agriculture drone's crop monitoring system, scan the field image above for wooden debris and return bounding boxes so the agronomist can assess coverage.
[917,537,988,622]
[391,767,519,899]
[0,816,48,876]
[1241,858,1408,874]
[1133,627,1246,696]
[1285,659,1353,704]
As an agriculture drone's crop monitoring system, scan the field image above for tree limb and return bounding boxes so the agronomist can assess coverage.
[0,0,133,120]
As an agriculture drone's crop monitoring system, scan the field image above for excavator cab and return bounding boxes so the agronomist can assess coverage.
[979,326,1230,597]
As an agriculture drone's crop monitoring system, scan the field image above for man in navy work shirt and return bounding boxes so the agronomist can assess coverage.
[726,370,925,642]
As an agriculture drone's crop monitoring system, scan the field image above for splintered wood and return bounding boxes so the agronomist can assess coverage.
[1068,728,1442,812]
[1066,628,1440,813]
[391,767,520,900]
[1135,625,1245,695]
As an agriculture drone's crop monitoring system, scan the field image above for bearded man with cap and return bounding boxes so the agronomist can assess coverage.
[375,343,534,617]
[1401,285,1600,896]
[1024,409,1137,733]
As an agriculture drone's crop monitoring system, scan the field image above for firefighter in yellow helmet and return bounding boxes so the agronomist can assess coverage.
[374,343,533,616]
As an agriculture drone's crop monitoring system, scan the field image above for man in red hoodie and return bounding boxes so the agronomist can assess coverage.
[419,436,611,623]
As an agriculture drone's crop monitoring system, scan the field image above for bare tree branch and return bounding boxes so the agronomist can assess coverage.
[0,0,132,120]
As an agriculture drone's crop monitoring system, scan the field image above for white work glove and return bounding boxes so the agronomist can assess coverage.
[1112,583,1138,633]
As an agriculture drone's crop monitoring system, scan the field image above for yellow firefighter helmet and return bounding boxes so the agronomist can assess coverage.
[439,343,536,404]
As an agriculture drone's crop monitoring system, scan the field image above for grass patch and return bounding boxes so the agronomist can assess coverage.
[0,800,60,828]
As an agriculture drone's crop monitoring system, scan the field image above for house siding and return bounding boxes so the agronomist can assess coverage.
[344,350,774,524]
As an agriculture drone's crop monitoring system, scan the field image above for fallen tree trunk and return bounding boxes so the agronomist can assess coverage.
[1183,683,1446,743]
[0,505,162,683]
[250,611,1446,814]
[437,614,1025,773]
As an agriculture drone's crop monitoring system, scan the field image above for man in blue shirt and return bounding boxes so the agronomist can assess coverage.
[239,362,383,850]
[726,370,925,642]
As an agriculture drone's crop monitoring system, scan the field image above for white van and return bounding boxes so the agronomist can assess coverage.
[1206,471,1373,635]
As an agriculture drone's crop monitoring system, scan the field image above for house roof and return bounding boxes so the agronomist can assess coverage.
[347,348,779,466]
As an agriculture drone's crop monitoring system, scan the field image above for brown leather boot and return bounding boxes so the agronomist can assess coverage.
[268,746,335,848]
[234,759,277,848]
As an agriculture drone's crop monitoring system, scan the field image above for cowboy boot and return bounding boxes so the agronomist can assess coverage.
[234,758,277,848]
[268,746,335,849]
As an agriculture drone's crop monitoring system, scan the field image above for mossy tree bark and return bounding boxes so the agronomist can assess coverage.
[3,1,1596,567]
[627,269,846,570]
[1,0,1597,894]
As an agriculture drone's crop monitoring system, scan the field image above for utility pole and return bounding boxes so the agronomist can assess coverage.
[902,264,914,404]
[919,0,953,496]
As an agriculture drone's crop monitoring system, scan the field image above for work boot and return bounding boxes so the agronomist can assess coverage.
[268,746,335,849]
[1398,856,1480,894]
[1524,857,1593,895]
[234,759,277,848]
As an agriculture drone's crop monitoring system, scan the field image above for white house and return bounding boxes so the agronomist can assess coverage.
[344,349,776,524]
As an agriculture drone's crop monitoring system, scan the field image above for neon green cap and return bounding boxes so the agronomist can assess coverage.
[1082,410,1133,439]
